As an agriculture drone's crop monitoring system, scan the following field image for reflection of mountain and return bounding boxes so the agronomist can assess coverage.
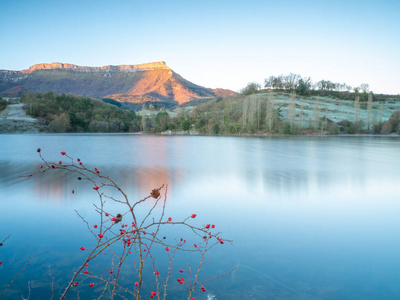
[26,166,183,204]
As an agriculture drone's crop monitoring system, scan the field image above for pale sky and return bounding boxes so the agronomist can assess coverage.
[1,0,399,94]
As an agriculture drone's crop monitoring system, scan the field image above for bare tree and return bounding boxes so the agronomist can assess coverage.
[313,97,321,130]
[367,93,373,130]
[266,93,275,132]
[288,93,296,130]
[242,98,250,128]
[141,104,147,132]
[299,102,304,130]
[360,83,370,93]
[378,104,383,123]
[354,95,360,123]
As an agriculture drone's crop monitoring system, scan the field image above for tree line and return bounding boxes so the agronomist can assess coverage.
[21,92,141,132]
[19,91,400,135]
[241,73,372,98]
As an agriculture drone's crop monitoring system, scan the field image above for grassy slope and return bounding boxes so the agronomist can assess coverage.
[174,91,400,134]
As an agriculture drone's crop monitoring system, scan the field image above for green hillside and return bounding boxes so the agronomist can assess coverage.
[21,92,140,132]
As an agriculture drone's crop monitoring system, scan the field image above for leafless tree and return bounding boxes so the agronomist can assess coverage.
[266,93,275,132]
[367,93,373,130]
[141,104,147,132]
[354,95,360,123]
[313,97,321,130]
[288,93,296,129]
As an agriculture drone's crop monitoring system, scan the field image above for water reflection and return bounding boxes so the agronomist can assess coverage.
[1,135,400,299]
[20,166,183,204]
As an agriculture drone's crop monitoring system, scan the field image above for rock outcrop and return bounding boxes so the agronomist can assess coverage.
[0,62,236,104]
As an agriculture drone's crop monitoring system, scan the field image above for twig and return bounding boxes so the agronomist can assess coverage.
[0,234,11,246]
[48,266,54,300]
[0,257,32,297]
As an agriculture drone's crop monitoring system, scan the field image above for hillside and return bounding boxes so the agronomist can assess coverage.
[0,62,236,105]
[2,90,399,135]
[161,91,400,135]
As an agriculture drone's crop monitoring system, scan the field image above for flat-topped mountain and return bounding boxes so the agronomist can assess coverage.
[0,62,235,105]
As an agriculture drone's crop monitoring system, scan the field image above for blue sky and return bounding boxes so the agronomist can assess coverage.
[1,0,399,94]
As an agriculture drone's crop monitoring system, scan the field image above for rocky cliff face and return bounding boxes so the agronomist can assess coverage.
[0,62,235,104]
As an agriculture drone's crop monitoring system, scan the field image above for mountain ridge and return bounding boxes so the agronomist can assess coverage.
[0,62,236,105]
[1,61,170,73]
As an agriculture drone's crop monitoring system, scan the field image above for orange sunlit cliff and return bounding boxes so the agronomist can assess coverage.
[0,62,236,104]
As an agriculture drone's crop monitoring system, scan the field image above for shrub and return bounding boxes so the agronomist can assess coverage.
[14,149,236,299]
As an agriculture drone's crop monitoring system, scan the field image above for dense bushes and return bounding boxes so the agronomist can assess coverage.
[0,97,7,112]
[21,92,140,133]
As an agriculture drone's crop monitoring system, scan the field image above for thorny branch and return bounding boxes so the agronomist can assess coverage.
[14,149,235,299]
[0,257,33,297]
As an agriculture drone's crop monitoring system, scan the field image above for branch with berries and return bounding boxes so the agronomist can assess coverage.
[20,149,236,299]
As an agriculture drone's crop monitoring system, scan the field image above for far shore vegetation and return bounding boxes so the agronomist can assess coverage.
[0,97,7,112]
[16,72,400,135]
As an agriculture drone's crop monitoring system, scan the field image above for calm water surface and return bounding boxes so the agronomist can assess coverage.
[1,134,400,299]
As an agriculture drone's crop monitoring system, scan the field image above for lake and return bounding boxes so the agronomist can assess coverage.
[1,134,400,299]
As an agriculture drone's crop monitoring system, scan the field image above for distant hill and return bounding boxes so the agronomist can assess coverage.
[0,62,236,105]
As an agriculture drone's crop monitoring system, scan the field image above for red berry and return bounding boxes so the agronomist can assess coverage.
[168,217,172,221]
[0,261,3,265]
[79,162,82,165]
[177,278,181,282]
[51,165,55,169]
[144,249,146,252]
[85,263,89,267]
[40,164,43,168]
[80,247,85,251]
[155,271,159,275]
[93,186,99,190]
[180,269,183,273]
[205,224,210,229]
[73,282,78,287]
[89,283,94,287]
[143,231,146,235]
[135,282,139,286]
[179,281,183,284]
[61,152,66,155]
[96,170,100,174]
[77,158,80,162]
[110,270,113,274]
[105,213,109,216]
[111,217,116,221]
[165,247,169,251]
[98,234,104,238]
[151,291,156,296]
[150,296,154,299]
[37,148,41,152]
[211,224,215,228]
[93,224,98,228]
[83,270,88,274]
[191,214,197,218]
[183,240,186,243]
[59,161,62,164]
[192,298,195,300]
[194,244,197,248]
[132,222,136,226]
[181,277,184,281]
